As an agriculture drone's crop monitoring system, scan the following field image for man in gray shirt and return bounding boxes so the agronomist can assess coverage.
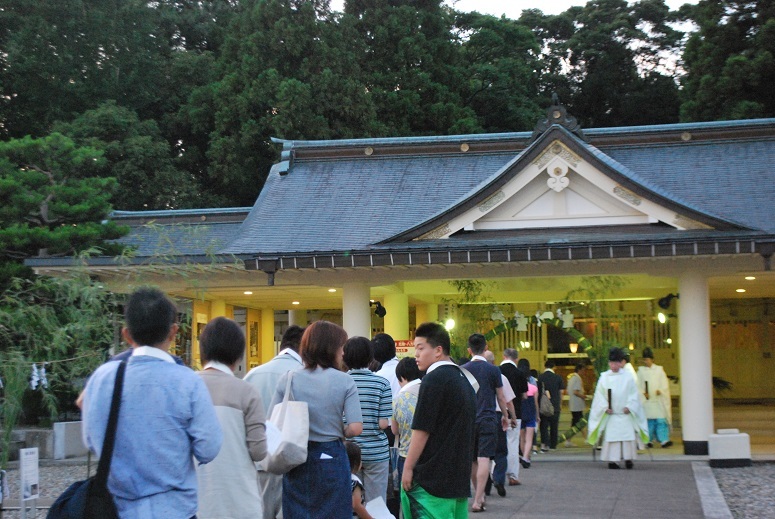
[566,362,587,446]
[243,325,304,519]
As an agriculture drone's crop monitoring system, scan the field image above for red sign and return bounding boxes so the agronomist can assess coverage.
[395,340,415,358]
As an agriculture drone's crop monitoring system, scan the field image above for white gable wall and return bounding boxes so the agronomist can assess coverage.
[427,140,710,239]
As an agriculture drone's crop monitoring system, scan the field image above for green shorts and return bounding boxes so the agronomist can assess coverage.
[400,484,468,519]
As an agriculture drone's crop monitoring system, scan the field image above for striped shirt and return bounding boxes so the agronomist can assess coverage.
[348,368,392,463]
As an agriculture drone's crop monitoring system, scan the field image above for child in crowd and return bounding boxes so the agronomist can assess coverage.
[346,440,374,519]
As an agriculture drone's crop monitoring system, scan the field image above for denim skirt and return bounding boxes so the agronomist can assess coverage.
[283,439,351,519]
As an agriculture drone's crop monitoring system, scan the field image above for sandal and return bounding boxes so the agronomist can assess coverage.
[472,503,486,513]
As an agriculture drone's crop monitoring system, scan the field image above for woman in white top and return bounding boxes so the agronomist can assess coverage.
[196,317,267,519]
[270,321,364,519]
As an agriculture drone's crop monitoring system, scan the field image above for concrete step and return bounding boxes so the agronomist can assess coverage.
[715,406,775,445]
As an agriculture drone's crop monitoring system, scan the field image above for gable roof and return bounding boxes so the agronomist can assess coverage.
[223,117,775,258]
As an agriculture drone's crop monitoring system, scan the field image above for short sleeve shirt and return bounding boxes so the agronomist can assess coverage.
[393,384,419,458]
[567,373,585,412]
[348,369,392,463]
[272,367,362,442]
[461,359,502,424]
[411,364,476,499]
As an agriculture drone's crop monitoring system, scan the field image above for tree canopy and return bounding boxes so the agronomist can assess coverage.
[680,0,775,121]
[1,0,771,213]
[0,133,127,287]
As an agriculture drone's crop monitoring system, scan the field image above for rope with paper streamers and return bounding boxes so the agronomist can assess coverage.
[0,352,104,391]
[484,314,593,441]
[483,314,592,353]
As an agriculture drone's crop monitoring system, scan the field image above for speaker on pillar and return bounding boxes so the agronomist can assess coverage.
[370,301,387,318]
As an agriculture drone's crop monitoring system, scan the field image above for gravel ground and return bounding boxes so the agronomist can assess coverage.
[713,462,775,519]
[1,461,91,518]
[2,460,774,518]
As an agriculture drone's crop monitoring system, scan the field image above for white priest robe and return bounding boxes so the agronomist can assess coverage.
[587,370,648,461]
[637,364,672,425]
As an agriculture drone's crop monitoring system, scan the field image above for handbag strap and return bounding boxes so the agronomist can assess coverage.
[283,370,295,402]
[95,360,126,485]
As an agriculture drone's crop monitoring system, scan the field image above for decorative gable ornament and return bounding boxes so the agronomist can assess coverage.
[532,93,586,142]
[410,103,718,241]
[547,164,570,192]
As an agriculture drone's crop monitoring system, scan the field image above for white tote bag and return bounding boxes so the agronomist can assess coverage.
[260,371,309,475]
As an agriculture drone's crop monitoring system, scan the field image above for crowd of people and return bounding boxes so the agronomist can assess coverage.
[79,287,668,518]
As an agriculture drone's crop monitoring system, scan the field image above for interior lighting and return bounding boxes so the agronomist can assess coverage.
[657,312,667,324]
[292,301,300,305]
[444,318,455,331]
[328,288,337,293]
[736,289,746,293]
[666,338,673,344]
[243,291,253,295]
[745,276,756,281]
[628,342,635,350]
[569,343,578,354]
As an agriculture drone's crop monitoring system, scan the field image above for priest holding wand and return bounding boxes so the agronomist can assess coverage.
[588,347,649,469]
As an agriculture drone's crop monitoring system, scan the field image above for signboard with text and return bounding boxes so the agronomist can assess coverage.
[396,340,415,358]
[19,448,39,501]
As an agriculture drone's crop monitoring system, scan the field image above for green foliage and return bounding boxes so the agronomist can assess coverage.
[454,12,543,131]
[346,0,481,135]
[0,0,765,208]
[0,275,119,469]
[445,279,497,359]
[54,101,205,210]
[0,133,127,288]
[522,0,682,127]
[0,350,27,469]
[562,276,631,376]
[0,0,172,138]
[712,376,733,393]
[680,0,775,121]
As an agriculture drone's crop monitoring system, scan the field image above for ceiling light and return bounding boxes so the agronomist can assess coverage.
[736,289,746,293]
[745,276,756,281]
[328,288,337,293]
[243,291,253,295]
[292,301,300,305]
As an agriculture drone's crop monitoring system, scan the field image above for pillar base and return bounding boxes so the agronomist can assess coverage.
[683,440,709,455]
[709,458,752,468]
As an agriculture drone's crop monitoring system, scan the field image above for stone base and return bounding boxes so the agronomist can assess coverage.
[54,421,88,459]
[684,440,709,455]
[709,458,753,468]
[708,429,751,468]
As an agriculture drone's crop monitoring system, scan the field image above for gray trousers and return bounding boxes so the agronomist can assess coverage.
[357,459,390,505]
[259,469,283,519]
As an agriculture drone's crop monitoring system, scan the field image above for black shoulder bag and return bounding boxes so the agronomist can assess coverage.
[47,361,126,519]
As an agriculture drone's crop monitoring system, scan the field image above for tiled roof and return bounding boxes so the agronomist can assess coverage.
[223,152,518,254]
[112,208,250,257]
[224,118,775,256]
[602,139,775,233]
